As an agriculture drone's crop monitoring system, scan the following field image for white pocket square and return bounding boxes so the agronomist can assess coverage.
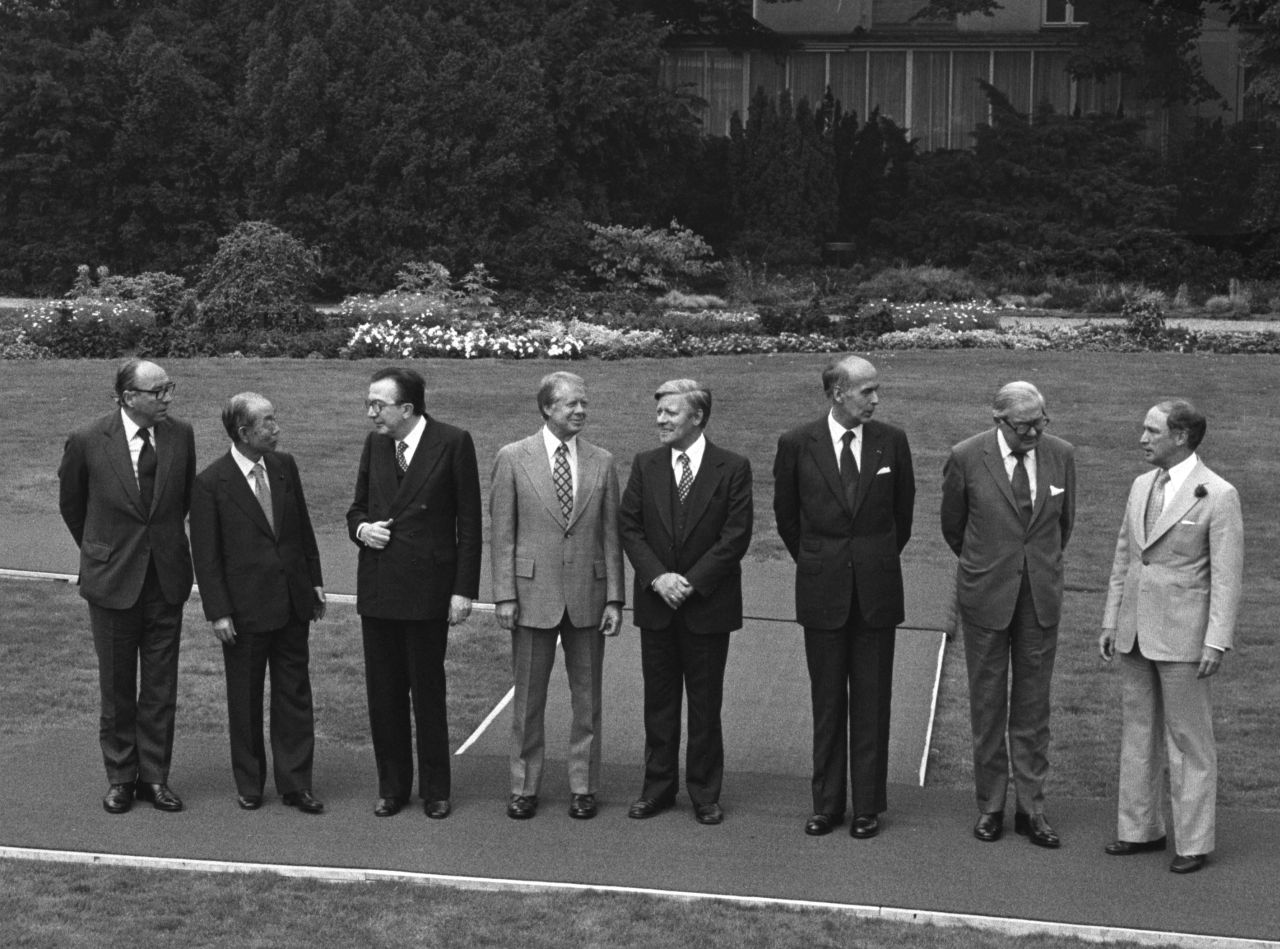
[876,466,892,475]
[1050,485,1065,496]
[1179,519,1197,525]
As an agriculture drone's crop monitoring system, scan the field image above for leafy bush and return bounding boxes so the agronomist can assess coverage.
[197,222,323,333]
[0,326,51,359]
[586,220,723,291]
[1122,294,1167,340]
[21,299,155,357]
[855,266,985,304]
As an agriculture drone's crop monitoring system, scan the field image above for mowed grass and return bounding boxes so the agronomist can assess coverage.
[2,353,1279,809]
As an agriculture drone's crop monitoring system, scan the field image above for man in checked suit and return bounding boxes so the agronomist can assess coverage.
[941,381,1075,849]
[348,367,482,820]
[773,355,914,839]
[490,371,624,821]
[1099,399,1243,875]
[58,358,195,814]
[190,393,326,814]
[619,379,752,826]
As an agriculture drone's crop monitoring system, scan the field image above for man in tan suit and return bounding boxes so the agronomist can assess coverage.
[1100,399,1243,874]
[491,371,624,820]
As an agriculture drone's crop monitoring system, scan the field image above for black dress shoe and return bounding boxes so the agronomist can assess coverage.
[374,797,403,817]
[236,794,263,810]
[694,803,724,825]
[424,799,452,820]
[507,795,538,820]
[135,782,183,812]
[627,797,674,820]
[1014,812,1060,849]
[851,814,880,838]
[103,783,134,814]
[973,812,1004,842]
[282,790,324,814]
[804,813,844,836]
[1170,854,1207,874]
[568,793,597,819]
[1105,836,1167,856]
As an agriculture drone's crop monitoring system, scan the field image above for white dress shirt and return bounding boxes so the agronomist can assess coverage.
[541,425,578,502]
[997,428,1037,506]
[827,411,862,472]
[1159,452,1200,516]
[670,433,706,482]
[120,409,153,485]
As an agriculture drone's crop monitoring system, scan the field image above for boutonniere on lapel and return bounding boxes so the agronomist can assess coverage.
[1194,484,1207,499]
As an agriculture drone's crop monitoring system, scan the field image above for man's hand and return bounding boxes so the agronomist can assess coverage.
[1197,645,1224,679]
[495,600,519,631]
[448,595,472,626]
[652,572,692,610]
[1098,628,1116,662]
[361,518,394,549]
[312,587,326,621]
[599,603,622,637]
[212,617,235,645]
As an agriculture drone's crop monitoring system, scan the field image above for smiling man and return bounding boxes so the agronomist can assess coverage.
[773,356,915,840]
[941,381,1076,849]
[619,379,752,825]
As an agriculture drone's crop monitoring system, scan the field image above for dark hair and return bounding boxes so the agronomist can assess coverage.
[114,358,144,405]
[221,392,267,442]
[654,378,711,428]
[537,371,585,419]
[1157,398,1206,450]
[371,367,426,416]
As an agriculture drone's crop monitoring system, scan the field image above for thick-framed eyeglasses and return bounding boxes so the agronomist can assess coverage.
[365,399,405,413]
[1000,416,1049,436]
[131,382,176,400]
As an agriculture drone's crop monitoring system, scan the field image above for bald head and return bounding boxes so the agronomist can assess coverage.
[824,356,880,428]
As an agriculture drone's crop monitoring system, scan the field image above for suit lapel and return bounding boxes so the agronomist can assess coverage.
[264,452,285,536]
[103,414,147,517]
[222,452,275,538]
[569,439,600,530]
[851,425,884,520]
[1028,442,1053,527]
[519,435,568,528]
[646,449,676,541]
[678,442,722,538]
[806,419,848,513]
[981,430,1021,520]
[151,419,178,515]
[388,416,443,517]
[1145,462,1206,548]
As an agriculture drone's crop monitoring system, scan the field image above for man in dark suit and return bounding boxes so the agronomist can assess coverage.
[773,356,915,839]
[58,358,195,814]
[619,379,752,826]
[941,381,1076,848]
[190,393,327,814]
[347,367,482,819]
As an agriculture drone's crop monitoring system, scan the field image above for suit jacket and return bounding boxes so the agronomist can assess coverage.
[190,450,324,634]
[940,429,1076,629]
[1102,461,1243,660]
[490,432,625,629]
[58,410,195,609]
[619,440,753,634]
[773,416,915,630]
[346,417,482,621]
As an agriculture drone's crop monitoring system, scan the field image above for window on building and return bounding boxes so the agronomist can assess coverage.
[1044,1,1088,26]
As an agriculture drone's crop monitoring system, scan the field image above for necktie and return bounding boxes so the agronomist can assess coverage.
[395,440,408,473]
[553,442,573,519]
[840,429,859,510]
[1011,450,1033,526]
[677,452,693,504]
[137,428,156,512]
[1145,469,1170,538]
[251,462,273,534]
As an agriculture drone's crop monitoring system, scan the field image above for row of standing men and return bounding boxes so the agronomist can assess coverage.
[56,356,1241,876]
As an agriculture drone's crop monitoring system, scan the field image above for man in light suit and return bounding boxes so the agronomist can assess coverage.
[58,358,195,814]
[619,379,752,825]
[190,393,326,813]
[941,381,1075,848]
[348,367,482,819]
[490,371,624,821]
[773,355,914,839]
[1099,399,1242,874]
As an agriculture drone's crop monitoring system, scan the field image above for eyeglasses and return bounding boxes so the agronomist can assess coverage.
[1000,416,1049,436]
[131,382,176,400]
[364,399,404,413]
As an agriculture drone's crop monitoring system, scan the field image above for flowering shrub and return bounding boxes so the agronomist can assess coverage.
[586,220,723,291]
[347,321,584,360]
[0,326,50,359]
[877,326,1053,350]
[20,298,155,357]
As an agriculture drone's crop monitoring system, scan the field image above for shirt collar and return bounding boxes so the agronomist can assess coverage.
[120,408,147,443]
[996,427,1035,460]
[399,414,426,451]
[1163,452,1199,496]
[672,433,706,467]
[229,443,261,478]
[542,425,577,458]
[827,411,860,445]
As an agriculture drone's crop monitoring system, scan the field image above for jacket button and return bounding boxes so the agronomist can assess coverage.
[1141,558,1150,566]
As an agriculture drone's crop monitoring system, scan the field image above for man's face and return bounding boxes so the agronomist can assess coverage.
[545,381,588,442]
[997,400,1048,453]
[833,365,879,427]
[366,379,414,440]
[240,400,279,459]
[123,361,174,428]
[655,393,702,451]
[1140,406,1185,469]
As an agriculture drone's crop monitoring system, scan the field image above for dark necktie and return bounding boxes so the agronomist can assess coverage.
[395,440,408,473]
[677,452,692,505]
[137,428,156,512]
[553,442,573,519]
[840,429,859,510]
[1011,450,1033,526]
[251,462,273,534]
[1145,469,1170,538]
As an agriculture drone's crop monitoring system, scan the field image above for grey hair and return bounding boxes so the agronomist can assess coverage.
[654,378,711,428]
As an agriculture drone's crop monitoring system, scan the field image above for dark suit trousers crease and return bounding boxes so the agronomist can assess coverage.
[962,572,1058,815]
[805,611,895,817]
[361,617,450,801]
[639,617,731,806]
[222,617,315,797]
[88,560,182,784]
